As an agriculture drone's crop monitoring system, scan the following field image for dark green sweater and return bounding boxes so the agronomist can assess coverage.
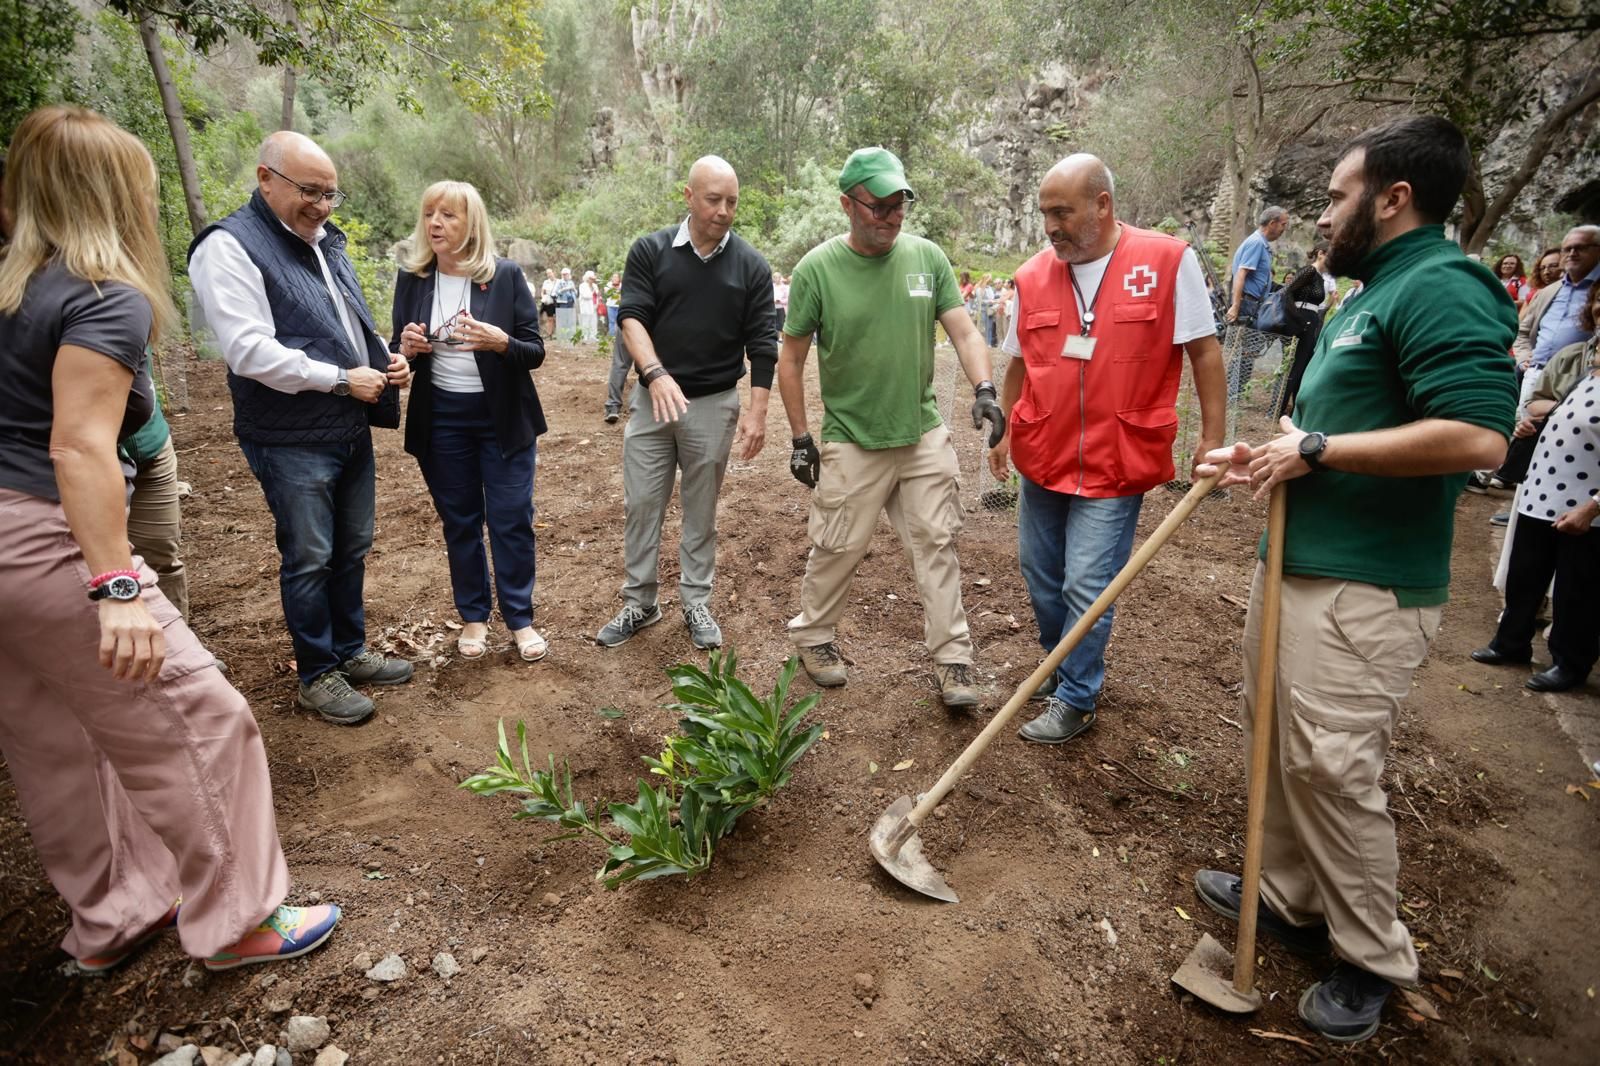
[1270,225,1517,602]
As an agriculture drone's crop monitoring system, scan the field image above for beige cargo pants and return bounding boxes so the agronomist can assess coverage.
[1243,564,1441,986]
[787,423,974,665]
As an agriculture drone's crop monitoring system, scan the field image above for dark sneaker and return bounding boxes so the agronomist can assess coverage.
[1489,511,1510,527]
[1193,869,1331,958]
[682,603,722,649]
[1463,471,1494,494]
[1298,960,1394,1044]
[604,406,621,424]
[340,650,413,685]
[1469,644,1531,666]
[798,642,847,687]
[596,603,662,647]
[298,672,375,725]
[935,663,980,708]
[1017,697,1094,744]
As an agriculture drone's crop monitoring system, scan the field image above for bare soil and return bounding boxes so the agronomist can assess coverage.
[2,345,1597,1065]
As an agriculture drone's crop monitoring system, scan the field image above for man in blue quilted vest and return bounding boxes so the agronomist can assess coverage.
[190,131,413,725]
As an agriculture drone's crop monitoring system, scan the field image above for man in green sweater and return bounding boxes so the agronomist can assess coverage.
[1192,116,1516,1043]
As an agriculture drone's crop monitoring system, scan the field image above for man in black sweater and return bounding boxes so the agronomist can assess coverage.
[597,155,778,650]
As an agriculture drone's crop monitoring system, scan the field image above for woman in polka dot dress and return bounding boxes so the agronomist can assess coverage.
[1475,330,1600,693]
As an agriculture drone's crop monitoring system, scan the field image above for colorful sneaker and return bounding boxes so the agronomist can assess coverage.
[76,900,181,975]
[203,904,340,972]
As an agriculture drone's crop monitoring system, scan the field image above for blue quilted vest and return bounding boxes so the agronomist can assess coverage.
[189,192,398,445]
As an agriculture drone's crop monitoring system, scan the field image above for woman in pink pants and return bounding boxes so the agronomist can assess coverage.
[0,106,339,973]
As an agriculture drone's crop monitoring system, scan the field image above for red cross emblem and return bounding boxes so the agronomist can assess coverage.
[1123,265,1158,298]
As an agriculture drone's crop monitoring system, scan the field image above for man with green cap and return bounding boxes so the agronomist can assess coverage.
[777,147,1003,708]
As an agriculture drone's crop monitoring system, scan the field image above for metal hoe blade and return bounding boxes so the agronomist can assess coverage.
[1170,933,1262,1013]
[869,795,958,903]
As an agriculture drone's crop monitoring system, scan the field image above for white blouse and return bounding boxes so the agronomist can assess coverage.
[429,272,483,394]
[1518,372,1600,521]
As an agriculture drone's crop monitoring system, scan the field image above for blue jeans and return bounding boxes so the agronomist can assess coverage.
[607,306,619,336]
[419,389,538,630]
[1017,477,1143,710]
[240,436,375,683]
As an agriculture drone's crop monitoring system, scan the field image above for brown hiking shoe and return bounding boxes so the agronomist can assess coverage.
[935,663,980,708]
[798,642,847,687]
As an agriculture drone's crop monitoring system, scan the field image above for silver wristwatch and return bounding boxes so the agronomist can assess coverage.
[333,368,352,397]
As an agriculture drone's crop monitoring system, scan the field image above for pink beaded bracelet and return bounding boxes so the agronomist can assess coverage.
[88,569,141,589]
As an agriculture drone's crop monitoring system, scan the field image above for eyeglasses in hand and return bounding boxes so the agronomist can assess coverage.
[266,165,348,209]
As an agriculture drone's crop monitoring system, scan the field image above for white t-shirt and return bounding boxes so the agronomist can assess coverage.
[1002,245,1214,356]
[429,272,483,394]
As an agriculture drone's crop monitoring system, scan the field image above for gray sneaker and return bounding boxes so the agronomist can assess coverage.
[797,642,847,687]
[682,603,722,649]
[1017,697,1095,745]
[298,672,375,725]
[596,603,663,647]
[340,650,413,685]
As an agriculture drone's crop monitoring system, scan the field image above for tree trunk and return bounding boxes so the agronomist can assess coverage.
[280,66,297,130]
[135,12,207,235]
[1461,67,1600,253]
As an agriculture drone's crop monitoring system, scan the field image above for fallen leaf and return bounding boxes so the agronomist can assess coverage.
[1091,846,1100,858]
[868,761,879,774]
[363,871,388,880]
[892,759,914,772]
[1403,1010,1426,1024]
[1588,780,1600,790]
[1247,1030,1316,1049]
[595,707,626,719]
[1174,905,1191,921]
[1565,783,1591,801]
[1479,963,1500,982]
[1587,986,1594,999]
[820,730,830,740]
[1400,988,1442,1021]
[1439,968,1466,981]
[444,620,462,630]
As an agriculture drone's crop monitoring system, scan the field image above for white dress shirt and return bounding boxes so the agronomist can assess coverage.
[672,216,731,262]
[189,222,367,395]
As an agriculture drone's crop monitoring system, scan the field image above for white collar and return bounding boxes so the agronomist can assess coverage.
[673,217,731,261]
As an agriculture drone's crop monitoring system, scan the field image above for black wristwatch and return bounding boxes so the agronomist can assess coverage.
[88,575,141,602]
[332,368,351,397]
[1299,431,1329,472]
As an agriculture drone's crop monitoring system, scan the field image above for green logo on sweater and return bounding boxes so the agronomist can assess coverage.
[1329,311,1373,349]
[905,273,933,298]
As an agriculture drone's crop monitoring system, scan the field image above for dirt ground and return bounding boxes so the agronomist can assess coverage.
[2,343,1597,1065]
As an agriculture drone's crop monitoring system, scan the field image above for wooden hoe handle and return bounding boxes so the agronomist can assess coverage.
[903,473,1224,828]
[1232,484,1287,994]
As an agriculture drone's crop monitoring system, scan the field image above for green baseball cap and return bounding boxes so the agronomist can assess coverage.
[837,147,915,200]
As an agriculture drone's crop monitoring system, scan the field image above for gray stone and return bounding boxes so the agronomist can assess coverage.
[152,1047,199,1066]
[431,951,460,980]
[251,1046,277,1066]
[275,1051,292,1066]
[470,945,490,964]
[350,951,374,974]
[365,953,407,982]
[284,1015,330,1053]
[157,1034,186,1054]
[312,1049,349,1066]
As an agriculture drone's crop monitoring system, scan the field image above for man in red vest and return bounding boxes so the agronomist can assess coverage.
[989,154,1226,744]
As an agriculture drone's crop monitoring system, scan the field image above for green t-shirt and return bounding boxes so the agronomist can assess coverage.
[784,234,962,449]
[1270,225,1518,604]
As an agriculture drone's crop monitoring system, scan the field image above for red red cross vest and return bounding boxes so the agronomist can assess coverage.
[1009,224,1189,497]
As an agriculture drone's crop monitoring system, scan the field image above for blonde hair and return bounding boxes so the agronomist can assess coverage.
[0,105,178,340]
[402,180,497,284]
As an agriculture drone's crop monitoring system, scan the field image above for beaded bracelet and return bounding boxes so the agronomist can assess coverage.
[89,569,141,589]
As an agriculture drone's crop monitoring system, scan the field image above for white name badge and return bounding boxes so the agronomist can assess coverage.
[1062,334,1097,360]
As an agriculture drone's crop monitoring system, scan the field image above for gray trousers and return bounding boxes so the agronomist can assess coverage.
[605,332,632,411]
[621,383,740,609]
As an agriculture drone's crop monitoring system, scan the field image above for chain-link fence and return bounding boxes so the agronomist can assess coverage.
[935,323,1297,521]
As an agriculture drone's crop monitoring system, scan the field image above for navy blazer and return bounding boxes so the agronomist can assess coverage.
[391,258,547,458]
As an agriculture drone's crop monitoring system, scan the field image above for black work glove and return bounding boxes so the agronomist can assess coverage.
[790,433,820,488]
[972,383,1005,448]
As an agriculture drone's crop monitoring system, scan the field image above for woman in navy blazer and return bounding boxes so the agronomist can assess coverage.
[392,181,548,661]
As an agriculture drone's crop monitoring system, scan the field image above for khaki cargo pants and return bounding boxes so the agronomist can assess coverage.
[1243,565,1441,986]
[787,423,974,665]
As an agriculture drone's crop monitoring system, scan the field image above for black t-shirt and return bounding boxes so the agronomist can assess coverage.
[0,262,153,501]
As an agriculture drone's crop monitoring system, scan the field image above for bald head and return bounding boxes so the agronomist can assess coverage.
[683,155,739,254]
[1038,153,1118,263]
[256,131,339,241]
[1043,153,1115,201]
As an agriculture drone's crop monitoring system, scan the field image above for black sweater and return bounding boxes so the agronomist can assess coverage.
[616,224,777,398]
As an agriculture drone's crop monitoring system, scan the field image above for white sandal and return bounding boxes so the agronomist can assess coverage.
[458,623,489,660]
[513,627,548,662]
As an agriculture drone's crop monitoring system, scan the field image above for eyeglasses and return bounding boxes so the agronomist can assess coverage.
[1560,243,1597,257]
[846,194,913,221]
[266,166,348,209]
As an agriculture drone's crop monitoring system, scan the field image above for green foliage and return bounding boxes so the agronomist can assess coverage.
[521,158,682,273]
[0,0,82,142]
[461,651,824,889]
[335,214,395,335]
